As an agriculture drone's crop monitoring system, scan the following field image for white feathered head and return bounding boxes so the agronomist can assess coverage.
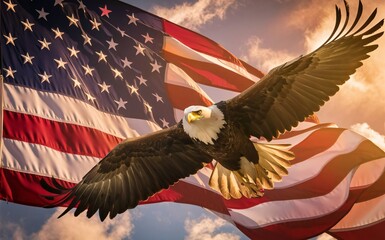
[182,105,226,145]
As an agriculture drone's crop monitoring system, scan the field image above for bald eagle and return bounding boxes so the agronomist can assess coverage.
[42,1,383,221]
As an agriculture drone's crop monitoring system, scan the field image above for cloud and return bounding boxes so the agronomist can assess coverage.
[285,0,334,33]
[241,36,296,73]
[184,216,240,240]
[151,0,237,30]
[0,222,27,240]
[30,209,134,240]
[350,123,385,150]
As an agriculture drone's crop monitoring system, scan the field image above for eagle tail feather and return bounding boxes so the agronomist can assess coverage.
[209,161,264,199]
[254,143,294,183]
[209,143,294,199]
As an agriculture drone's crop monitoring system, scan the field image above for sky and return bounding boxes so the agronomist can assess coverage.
[1,0,385,239]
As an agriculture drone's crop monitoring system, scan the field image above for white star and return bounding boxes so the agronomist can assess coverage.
[134,43,145,56]
[38,71,52,83]
[78,0,86,11]
[121,57,132,68]
[98,82,111,93]
[54,57,68,69]
[116,27,126,37]
[152,93,164,103]
[4,0,17,12]
[160,118,169,128]
[127,13,139,25]
[136,75,147,86]
[90,18,101,31]
[52,27,64,39]
[3,33,17,46]
[82,33,92,46]
[144,101,152,113]
[54,0,64,7]
[85,92,96,102]
[150,60,162,73]
[21,19,34,31]
[38,38,51,50]
[21,52,34,64]
[142,33,154,44]
[127,83,139,95]
[96,50,107,62]
[111,67,123,79]
[67,46,80,58]
[114,98,128,110]
[67,14,79,27]
[3,66,16,78]
[82,64,94,76]
[36,8,49,21]
[71,76,81,88]
[106,38,118,50]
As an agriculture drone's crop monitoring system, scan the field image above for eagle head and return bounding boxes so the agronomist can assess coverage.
[182,105,226,145]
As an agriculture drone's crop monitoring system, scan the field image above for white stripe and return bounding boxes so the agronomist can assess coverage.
[182,167,214,190]
[229,171,354,228]
[3,83,161,139]
[275,130,364,189]
[350,157,385,188]
[2,138,98,182]
[198,83,239,102]
[173,108,184,122]
[165,63,214,103]
[331,193,385,231]
[164,36,259,82]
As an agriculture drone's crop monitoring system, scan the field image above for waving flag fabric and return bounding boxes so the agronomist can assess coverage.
[1,0,385,239]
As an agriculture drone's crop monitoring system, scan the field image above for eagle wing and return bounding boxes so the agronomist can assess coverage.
[42,123,212,221]
[227,1,383,141]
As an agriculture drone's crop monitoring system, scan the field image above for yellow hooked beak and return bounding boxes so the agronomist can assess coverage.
[187,111,203,123]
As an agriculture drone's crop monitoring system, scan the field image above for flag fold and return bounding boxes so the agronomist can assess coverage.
[1,0,385,239]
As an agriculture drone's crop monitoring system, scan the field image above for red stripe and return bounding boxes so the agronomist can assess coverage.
[0,168,178,207]
[3,110,122,158]
[355,165,385,202]
[166,84,213,109]
[164,52,255,92]
[328,219,385,240]
[239,59,264,79]
[163,20,241,67]
[144,181,229,215]
[0,168,75,206]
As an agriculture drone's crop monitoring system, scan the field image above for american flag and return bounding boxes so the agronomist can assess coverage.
[1,0,385,239]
